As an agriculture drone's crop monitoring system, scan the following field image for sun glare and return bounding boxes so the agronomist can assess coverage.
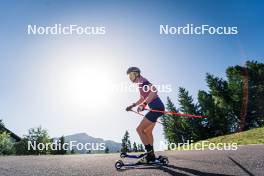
[63,64,114,110]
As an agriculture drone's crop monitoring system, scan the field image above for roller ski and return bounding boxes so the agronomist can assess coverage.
[115,152,169,170]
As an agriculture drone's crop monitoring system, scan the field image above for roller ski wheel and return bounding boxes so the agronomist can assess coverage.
[115,154,169,169]
[158,155,169,166]
[115,160,124,170]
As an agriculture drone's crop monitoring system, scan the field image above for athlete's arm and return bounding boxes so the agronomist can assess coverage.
[144,84,157,104]
[135,96,145,106]
[126,97,144,111]
[137,85,157,112]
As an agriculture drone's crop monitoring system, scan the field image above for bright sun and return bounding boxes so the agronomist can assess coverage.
[62,64,114,109]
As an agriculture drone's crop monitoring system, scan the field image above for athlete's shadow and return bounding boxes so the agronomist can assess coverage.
[158,164,234,176]
[120,164,233,176]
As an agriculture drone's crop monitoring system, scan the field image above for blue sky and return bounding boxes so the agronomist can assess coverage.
[0,0,263,150]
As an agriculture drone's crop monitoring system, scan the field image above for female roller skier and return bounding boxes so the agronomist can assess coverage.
[126,67,165,163]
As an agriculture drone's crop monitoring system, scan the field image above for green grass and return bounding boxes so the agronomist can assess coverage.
[177,126,264,151]
[200,126,264,145]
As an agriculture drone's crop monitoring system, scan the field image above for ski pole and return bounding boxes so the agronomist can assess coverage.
[143,108,207,118]
[129,109,163,124]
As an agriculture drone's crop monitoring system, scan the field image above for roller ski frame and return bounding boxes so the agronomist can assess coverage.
[115,152,169,170]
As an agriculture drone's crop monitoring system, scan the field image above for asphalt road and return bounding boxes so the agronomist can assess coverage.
[0,145,263,176]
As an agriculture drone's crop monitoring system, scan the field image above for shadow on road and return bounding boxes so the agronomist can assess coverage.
[227,156,254,176]
[159,164,234,176]
[118,164,233,176]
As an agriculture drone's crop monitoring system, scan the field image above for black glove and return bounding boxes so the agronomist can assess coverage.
[126,103,136,111]
[137,103,146,112]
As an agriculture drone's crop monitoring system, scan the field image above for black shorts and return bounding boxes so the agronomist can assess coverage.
[145,97,165,123]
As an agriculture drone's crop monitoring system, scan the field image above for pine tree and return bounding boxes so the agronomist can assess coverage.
[137,144,144,152]
[104,147,109,153]
[205,74,232,134]
[132,142,138,152]
[227,61,264,130]
[197,90,218,138]
[0,119,4,132]
[121,130,131,153]
[178,87,204,141]
[70,149,75,154]
[161,97,186,147]
[128,140,131,152]
[162,60,264,145]
[58,136,67,155]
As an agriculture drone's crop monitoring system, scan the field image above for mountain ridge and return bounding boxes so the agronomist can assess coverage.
[54,132,121,154]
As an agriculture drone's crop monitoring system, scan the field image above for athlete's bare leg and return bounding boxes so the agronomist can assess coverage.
[144,123,155,145]
[136,117,155,145]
